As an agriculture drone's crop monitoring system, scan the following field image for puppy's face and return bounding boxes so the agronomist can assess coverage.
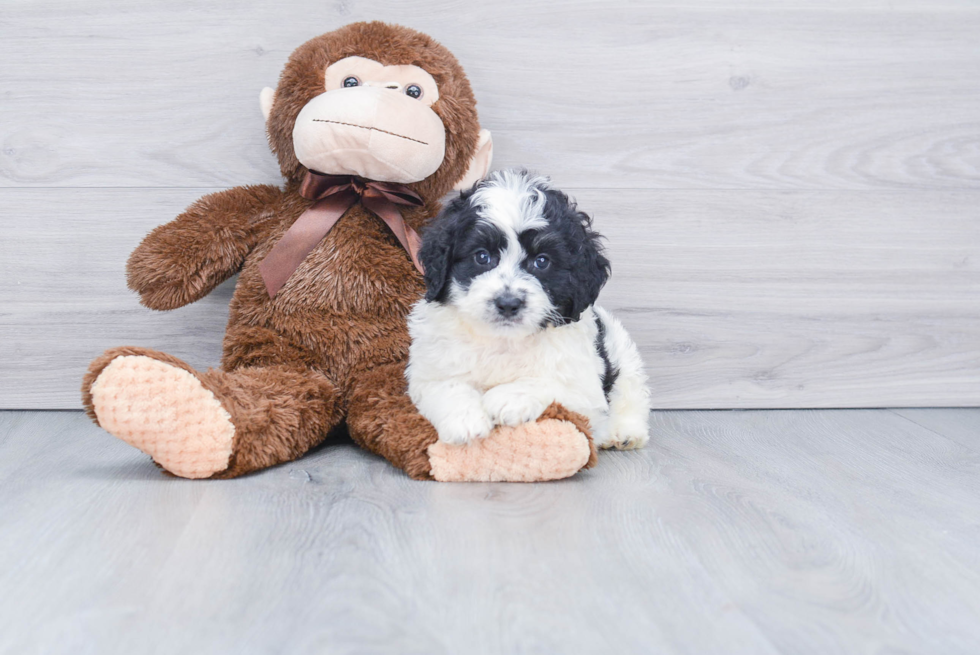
[420,170,610,336]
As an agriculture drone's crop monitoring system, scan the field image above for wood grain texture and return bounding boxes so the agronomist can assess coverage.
[1,0,978,190]
[590,189,980,408]
[1,409,979,654]
[1,0,978,408]
[2,187,976,409]
[891,408,980,451]
[0,188,231,409]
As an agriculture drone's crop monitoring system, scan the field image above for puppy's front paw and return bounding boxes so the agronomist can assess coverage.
[482,385,547,427]
[435,406,494,445]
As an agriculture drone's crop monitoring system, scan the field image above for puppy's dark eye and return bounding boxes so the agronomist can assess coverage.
[406,84,423,99]
[474,249,491,266]
[532,254,551,270]
[343,76,359,88]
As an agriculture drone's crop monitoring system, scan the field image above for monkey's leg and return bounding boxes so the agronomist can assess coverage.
[345,361,597,482]
[344,361,439,479]
[82,347,343,479]
[426,403,598,482]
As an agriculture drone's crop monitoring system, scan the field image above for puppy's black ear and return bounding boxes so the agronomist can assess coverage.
[565,204,611,321]
[419,195,465,302]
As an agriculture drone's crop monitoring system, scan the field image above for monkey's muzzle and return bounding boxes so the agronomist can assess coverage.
[293,86,447,184]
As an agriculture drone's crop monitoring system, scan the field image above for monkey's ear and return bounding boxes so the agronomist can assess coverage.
[259,87,276,121]
[453,129,493,191]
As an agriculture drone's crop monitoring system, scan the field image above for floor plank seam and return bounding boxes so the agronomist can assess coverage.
[886,408,979,454]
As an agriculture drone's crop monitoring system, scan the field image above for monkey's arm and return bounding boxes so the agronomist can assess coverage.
[127,185,283,310]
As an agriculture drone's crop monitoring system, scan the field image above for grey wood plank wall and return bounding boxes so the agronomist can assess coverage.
[1,0,978,409]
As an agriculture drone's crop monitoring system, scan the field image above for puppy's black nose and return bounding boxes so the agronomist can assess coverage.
[494,293,524,318]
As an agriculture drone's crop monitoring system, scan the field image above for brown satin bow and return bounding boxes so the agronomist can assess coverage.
[259,171,425,298]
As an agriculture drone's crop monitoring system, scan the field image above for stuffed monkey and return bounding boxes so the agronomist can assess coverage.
[81,22,596,482]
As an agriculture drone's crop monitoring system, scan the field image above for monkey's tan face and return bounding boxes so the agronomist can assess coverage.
[292,56,447,184]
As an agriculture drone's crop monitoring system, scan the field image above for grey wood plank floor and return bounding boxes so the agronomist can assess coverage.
[1,410,978,654]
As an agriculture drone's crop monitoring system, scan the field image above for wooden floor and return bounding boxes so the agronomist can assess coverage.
[1,409,977,654]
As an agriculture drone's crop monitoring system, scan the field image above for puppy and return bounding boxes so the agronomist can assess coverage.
[406,169,651,449]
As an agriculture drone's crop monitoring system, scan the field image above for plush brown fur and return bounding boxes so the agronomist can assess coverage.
[267,22,480,200]
[81,22,592,480]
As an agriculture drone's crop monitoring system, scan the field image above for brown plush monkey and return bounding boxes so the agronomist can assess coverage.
[81,22,596,481]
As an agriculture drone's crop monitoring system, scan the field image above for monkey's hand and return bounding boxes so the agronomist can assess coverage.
[127,185,283,310]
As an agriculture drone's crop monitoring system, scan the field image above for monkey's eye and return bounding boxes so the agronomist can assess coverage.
[532,254,551,271]
[474,249,491,266]
[405,84,423,99]
[343,76,359,88]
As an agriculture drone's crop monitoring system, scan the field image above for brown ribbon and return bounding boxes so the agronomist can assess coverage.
[259,171,425,298]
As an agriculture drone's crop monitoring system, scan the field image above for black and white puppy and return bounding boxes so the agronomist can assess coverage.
[406,169,650,449]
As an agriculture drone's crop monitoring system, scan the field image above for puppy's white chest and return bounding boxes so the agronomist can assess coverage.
[465,335,556,389]
[447,314,602,394]
[407,301,607,413]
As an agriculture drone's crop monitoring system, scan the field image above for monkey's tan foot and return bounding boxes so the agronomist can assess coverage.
[427,402,597,482]
[86,353,234,479]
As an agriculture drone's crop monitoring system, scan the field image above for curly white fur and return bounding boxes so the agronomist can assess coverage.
[406,170,651,449]
[408,303,651,449]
